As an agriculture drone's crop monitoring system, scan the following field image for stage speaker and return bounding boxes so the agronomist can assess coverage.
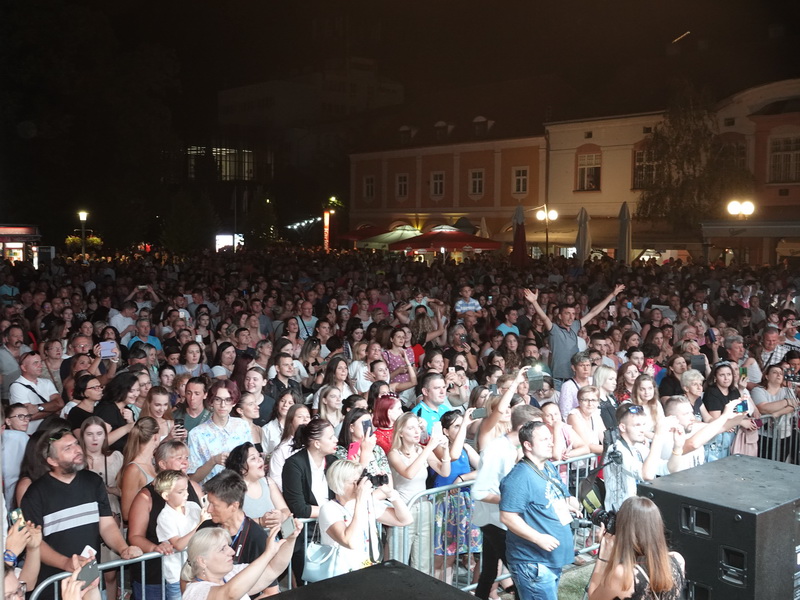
[638,455,800,600]
[279,560,473,600]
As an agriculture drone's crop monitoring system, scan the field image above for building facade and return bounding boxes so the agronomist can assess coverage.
[349,79,800,264]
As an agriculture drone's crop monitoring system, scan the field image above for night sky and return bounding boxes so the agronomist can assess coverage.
[1,0,798,246]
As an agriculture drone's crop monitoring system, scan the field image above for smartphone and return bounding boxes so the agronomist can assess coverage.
[99,340,116,359]
[200,495,208,509]
[739,366,747,377]
[626,301,633,309]
[689,355,706,372]
[752,418,764,428]
[488,383,498,394]
[702,303,708,310]
[448,366,455,373]
[280,516,296,539]
[608,305,617,317]
[10,508,24,530]
[488,295,493,303]
[195,334,203,343]
[707,328,716,343]
[174,418,185,429]
[471,407,487,419]
[361,419,373,437]
[346,442,360,460]
[734,399,749,413]
[77,559,100,585]
[179,309,188,320]
[138,285,147,291]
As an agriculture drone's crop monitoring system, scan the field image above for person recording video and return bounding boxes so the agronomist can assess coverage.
[587,496,685,600]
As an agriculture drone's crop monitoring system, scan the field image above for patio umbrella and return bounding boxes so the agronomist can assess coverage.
[479,217,490,239]
[339,225,387,241]
[358,225,421,249]
[617,202,632,264]
[388,225,500,252]
[510,204,528,267]
[575,207,592,263]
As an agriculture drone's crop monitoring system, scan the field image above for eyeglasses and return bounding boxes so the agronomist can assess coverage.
[9,414,32,421]
[87,384,104,391]
[212,396,234,406]
[5,582,26,600]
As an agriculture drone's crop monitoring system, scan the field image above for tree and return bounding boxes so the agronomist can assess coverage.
[636,81,754,231]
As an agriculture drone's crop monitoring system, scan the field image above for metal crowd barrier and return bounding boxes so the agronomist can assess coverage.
[389,453,602,591]
[755,411,799,463]
[30,553,165,600]
[30,454,607,599]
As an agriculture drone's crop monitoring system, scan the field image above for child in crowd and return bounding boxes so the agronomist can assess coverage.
[155,470,209,600]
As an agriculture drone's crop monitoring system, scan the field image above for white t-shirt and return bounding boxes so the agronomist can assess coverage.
[318,498,386,575]
[9,376,58,434]
[156,501,203,583]
[182,563,248,600]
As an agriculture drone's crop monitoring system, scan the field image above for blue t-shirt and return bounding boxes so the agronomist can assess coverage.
[499,460,574,568]
[411,400,454,434]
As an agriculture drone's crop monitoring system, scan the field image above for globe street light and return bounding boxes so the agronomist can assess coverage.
[727,199,754,264]
[78,211,88,262]
[535,206,559,257]
[727,200,754,218]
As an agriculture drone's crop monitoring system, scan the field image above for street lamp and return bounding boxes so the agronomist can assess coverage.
[727,199,754,265]
[535,205,559,257]
[727,199,754,219]
[78,211,88,262]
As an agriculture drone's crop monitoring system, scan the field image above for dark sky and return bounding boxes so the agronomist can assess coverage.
[100,0,800,129]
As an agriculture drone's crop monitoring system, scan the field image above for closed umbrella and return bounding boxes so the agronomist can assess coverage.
[510,205,527,267]
[575,207,592,263]
[617,202,632,264]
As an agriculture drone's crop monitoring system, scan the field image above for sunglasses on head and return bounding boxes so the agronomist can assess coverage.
[621,404,645,416]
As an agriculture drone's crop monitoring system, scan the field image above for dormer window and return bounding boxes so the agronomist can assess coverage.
[434,121,449,142]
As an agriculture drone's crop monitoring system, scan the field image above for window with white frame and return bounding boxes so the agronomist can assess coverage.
[431,172,445,197]
[577,153,601,190]
[633,149,657,189]
[513,167,528,194]
[470,169,484,196]
[396,173,409,199]
[769,137,800,183]
[363,175,375,200]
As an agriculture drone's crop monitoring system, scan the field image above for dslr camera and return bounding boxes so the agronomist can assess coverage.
[360,469,389,487]
[591,508,617,535]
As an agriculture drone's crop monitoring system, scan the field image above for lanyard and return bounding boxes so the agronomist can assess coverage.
[521,458,567,500]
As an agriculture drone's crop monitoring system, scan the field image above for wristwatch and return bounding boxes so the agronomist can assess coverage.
[37,405,45,412]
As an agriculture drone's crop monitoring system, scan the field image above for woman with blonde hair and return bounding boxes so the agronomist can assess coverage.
[119,416,160,521]
[588,496,685,600]
[181,524,299,600]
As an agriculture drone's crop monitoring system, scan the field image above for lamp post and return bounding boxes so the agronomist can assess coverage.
[78,211,88,262]
[727,199,755,264]
[535,205,559,257]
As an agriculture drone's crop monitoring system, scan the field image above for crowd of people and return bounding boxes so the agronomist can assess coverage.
[2,246,800,600]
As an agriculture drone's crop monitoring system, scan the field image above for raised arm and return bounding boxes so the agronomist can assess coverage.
[582,284,625,326]
[524,289,552,331]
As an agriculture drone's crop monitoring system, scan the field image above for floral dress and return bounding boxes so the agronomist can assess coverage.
[432,449,482,556]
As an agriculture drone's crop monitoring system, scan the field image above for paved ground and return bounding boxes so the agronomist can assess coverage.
[558,561,595,600]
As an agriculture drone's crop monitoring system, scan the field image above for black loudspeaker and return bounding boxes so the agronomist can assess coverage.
[278,560,473,600]
[638,455,800,600]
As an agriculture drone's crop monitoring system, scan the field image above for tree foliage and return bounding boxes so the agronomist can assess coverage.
[636,81,754,231]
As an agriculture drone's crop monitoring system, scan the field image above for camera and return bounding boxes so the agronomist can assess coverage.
[591,508,617,535]
[360,469,389,487]
[784,369,800,384]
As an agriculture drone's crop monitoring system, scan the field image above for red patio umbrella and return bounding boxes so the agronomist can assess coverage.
[388,225,500,252]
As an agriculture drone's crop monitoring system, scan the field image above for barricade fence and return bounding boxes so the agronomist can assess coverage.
[755,411,799,463]
[29,553,165,600]
[32,423,798,600]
